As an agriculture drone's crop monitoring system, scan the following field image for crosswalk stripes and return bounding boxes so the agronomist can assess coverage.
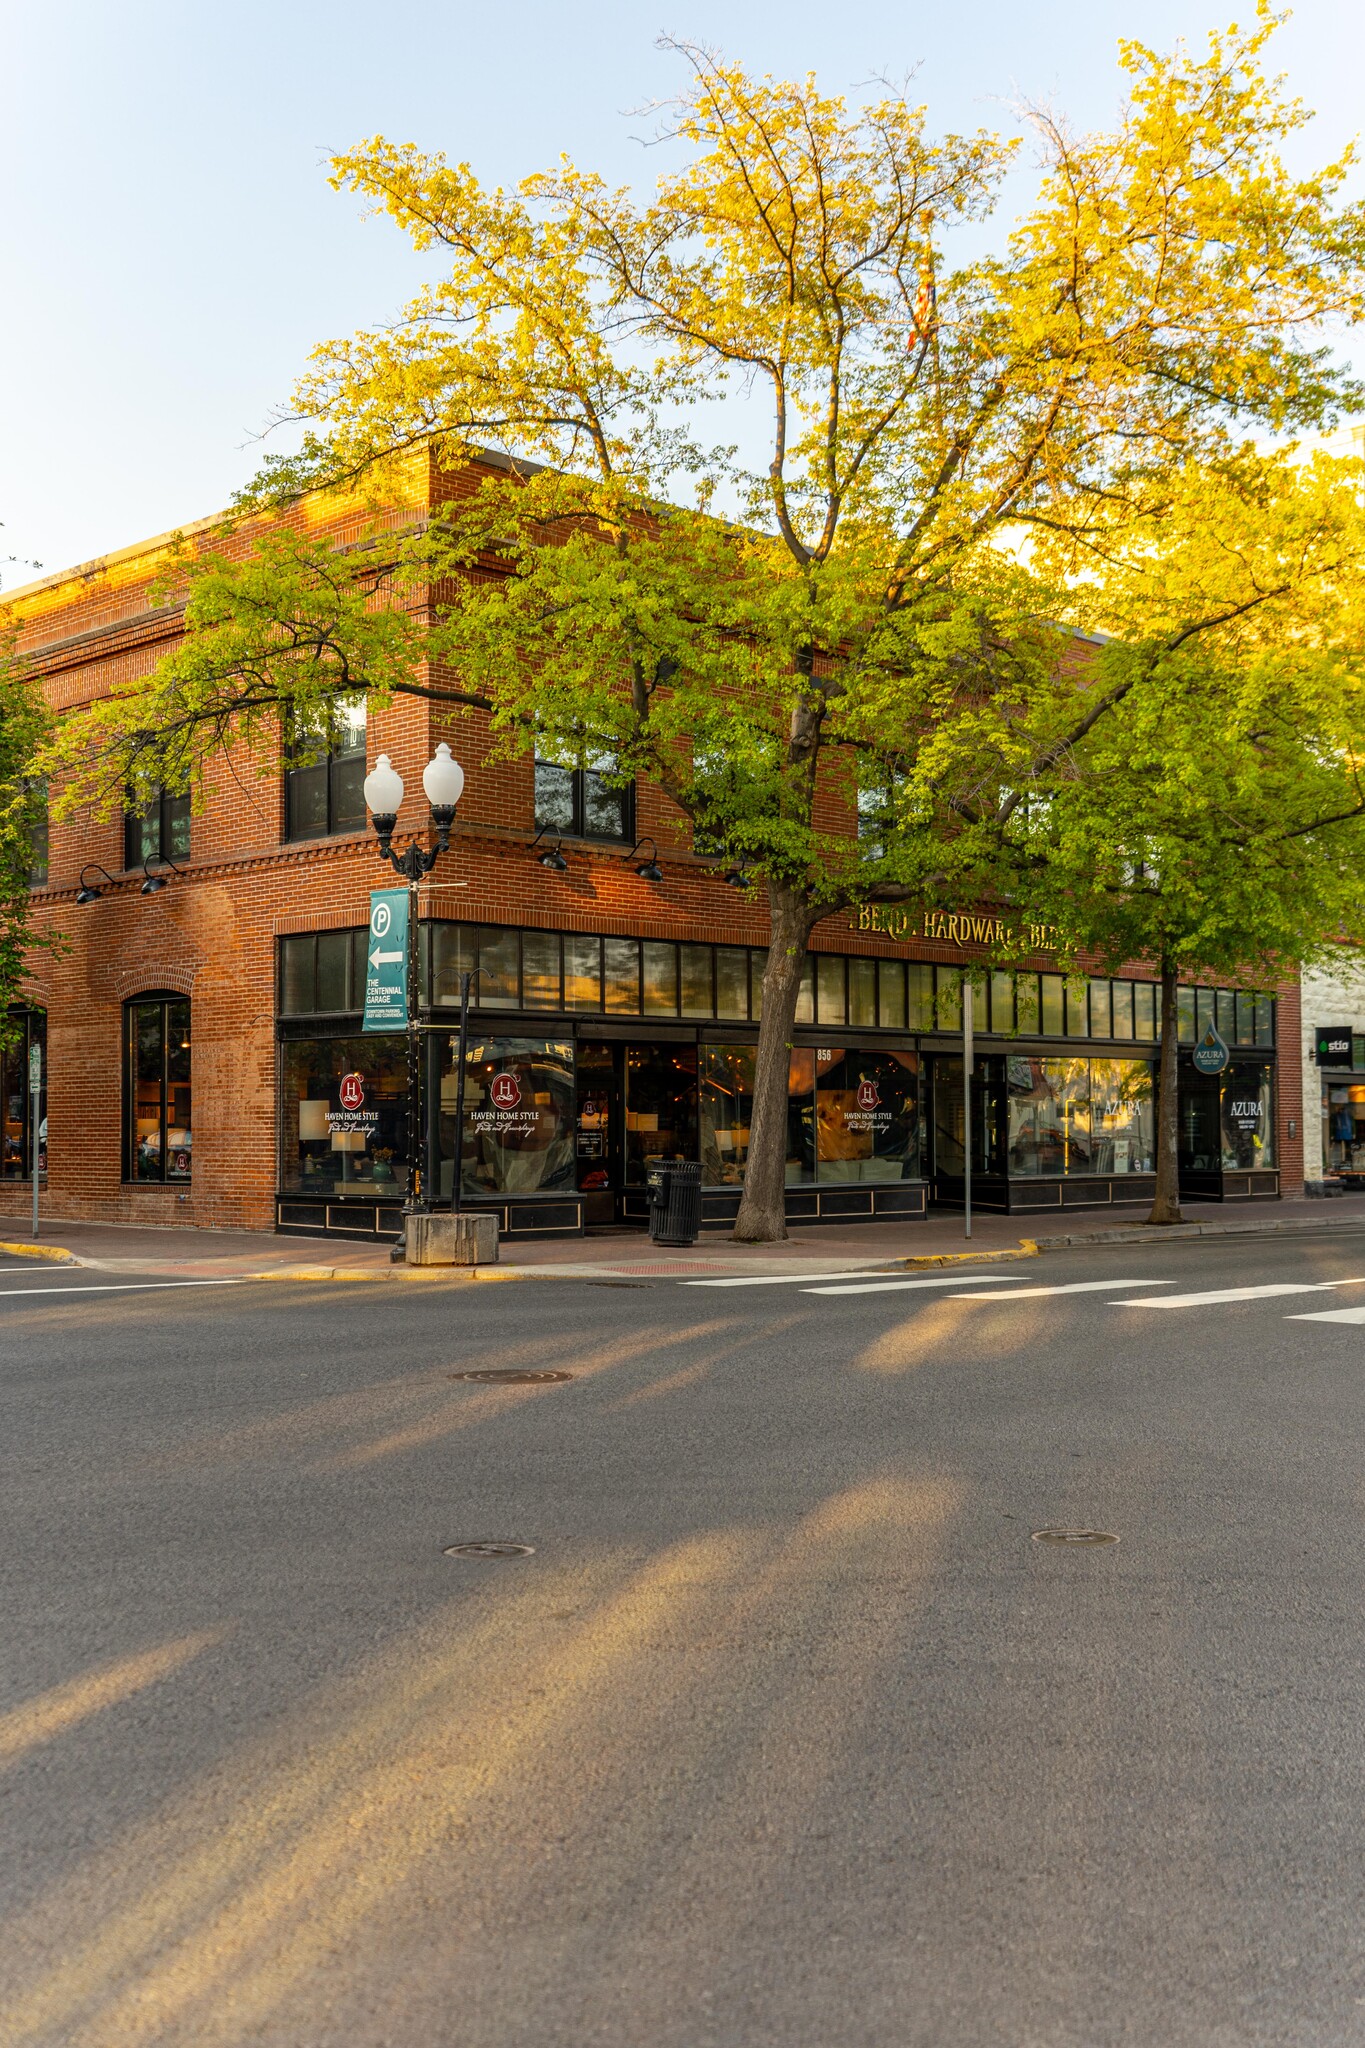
[942,1279,1176,1302]
[1111,1281,1365,1308]
[683,1271,912,1289]
[800,1276,1028,1297]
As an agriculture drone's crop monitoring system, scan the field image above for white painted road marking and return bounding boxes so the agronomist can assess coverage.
[0,1280,246,1298]
[947,1279,1174,1300]
[685,1271,914,1289]
[802,1276,1024,1297]
[1286,1305,1365,1324]
[1111,1281,1365,1308]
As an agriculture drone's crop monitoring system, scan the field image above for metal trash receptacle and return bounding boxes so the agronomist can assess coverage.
[647,1160,702,1246]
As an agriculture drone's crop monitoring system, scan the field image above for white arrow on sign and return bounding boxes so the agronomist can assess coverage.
[369,948,404,968]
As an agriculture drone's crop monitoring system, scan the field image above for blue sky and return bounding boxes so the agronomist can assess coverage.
[3,0,1362,586]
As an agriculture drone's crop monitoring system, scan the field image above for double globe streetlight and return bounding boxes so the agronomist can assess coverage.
[361,743,466,1238]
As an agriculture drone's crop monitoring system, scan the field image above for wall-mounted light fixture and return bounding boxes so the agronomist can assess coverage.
[531,825,569,872]
[75,864,116,906]
[140,852,188,896]
[723,862,751,889]
[623,837,663,883]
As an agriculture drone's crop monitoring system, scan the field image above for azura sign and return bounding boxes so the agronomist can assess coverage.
[852,904,1060,952]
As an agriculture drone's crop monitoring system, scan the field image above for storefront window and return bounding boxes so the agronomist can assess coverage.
[1324,1080,1365,1177]
[1089,1058,1155,1173]
[624,1044,697,1185]
[1,1009,46,1181]
[1221,1063,1275,1169]
[848,957,877,1028]
[816,1049,920,1182]
[1007,1056,1091,1177]
[716,947,749,1020]
[439,1035,575,1199]
[878,960,907,1029]
[701,1045,755,1185]
[281,1035,408,1196]
[125,996,192,1183]
[786,1047,816,1182]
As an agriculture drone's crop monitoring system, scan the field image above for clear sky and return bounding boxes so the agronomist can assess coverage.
[2,0,1361,587]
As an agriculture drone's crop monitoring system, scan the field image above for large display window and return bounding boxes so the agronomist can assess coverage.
[281,1036,409,1196]
[1220,1063,1275,1169]
[1089,1058,1156,1173]
[2,1008,45,1181]
[624,1044,698,1186]
[815,1049,920,1181]
[700,1044,920,1186]
[125,996,191,1183]
[1007,1057,1091,1177]
[439,1036,575,1200]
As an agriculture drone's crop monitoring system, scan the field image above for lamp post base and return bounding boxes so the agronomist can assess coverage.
[404,1212,500,1267]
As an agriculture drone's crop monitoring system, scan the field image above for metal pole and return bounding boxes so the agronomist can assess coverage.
[963,978,973,1242]
[452,970,473,1217]
[30,1042,41,1240]
[405,877,422,1215]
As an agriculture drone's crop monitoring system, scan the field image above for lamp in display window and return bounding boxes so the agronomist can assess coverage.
[298,1100,330,1142]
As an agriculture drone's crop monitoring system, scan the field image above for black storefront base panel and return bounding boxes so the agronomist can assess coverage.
[276,1196,587,1240]
[641,1182,928,1229]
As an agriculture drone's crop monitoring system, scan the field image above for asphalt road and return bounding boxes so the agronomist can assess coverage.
[2,1232,1365,2048]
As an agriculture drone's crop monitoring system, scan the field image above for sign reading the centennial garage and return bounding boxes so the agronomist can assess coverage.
[1193,1024,1231,1075]
[363,889,409,1032]
[1314,1024,1354,1066]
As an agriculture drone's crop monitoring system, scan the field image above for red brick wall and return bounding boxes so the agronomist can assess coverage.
[2,455,1296,1229]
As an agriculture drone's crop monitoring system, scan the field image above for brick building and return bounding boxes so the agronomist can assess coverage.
[1,455,1301,1241]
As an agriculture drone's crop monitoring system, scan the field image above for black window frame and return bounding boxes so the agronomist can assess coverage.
[533,746,635,844]
[283,700,368,844]
[2,1007,46,1181]
[123,993,192,1184]
[123,786,190,870]
[24,778,48,886]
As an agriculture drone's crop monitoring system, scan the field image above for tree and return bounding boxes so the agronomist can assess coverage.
[0,620,54,1041]
[49,18,1365,1239]
[1009,454,1365,1224]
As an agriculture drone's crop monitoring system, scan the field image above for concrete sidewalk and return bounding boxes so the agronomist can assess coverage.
[4,1192,1365,1281]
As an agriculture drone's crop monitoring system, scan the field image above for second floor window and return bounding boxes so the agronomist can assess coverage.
[125,786,190,870]
[285,699,366,843]
[534,743,634,843]
[25,779,48,885]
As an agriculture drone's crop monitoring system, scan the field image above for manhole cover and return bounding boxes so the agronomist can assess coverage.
[447,1369,573,1384]
[1031,1527,1120,1546]
[443,1541,536,1560]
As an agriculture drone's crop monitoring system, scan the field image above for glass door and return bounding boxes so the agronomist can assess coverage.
[930,1055,1003,1201]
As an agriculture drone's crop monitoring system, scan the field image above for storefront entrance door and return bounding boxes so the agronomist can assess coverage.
[574,1041,620,1225]
[928,1055,1005,1208]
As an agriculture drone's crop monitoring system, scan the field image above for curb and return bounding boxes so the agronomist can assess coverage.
[241,1264,521,1283]
[0,1240,74,1264]
[897,1242,1039,1269]
[1032,1217,1365,1251]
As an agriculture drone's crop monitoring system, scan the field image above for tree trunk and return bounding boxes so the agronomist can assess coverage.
[1147,955,1183,1225]
[732,884,817,1243]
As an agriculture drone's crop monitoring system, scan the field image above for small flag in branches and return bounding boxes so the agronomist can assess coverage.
[908,227,937,351]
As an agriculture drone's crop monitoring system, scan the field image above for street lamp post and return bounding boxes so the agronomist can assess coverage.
[362,744,464,1230]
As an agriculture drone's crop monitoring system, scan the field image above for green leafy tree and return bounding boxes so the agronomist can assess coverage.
[0,621,54,1040]
[49,19,1365,1238]
[1011,456,1365,1223]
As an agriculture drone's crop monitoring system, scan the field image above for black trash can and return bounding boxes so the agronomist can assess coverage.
[647,1160,702,1246]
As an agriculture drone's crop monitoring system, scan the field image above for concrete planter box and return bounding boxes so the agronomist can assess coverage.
[404,1212,500,1266]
